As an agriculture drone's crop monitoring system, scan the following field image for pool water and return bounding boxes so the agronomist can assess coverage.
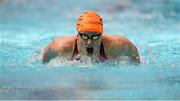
[0,0,180,100]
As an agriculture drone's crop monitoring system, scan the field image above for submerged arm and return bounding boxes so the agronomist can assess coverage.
[129,44,140,64]
[42,43,59,63]
[103,34,140,64]
[42,36,77,63]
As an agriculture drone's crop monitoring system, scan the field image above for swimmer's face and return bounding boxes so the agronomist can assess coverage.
[77,31,102,57]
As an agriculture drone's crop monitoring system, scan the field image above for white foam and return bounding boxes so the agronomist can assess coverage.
[28,48,44,65]
[48,55,96,68]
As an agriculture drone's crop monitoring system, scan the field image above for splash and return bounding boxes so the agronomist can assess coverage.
[28,48,44,65]
[29,48,143,68]
[48,55,96,68]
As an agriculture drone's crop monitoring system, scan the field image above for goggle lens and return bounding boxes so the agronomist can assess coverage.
[79,32,101,40]
[81,34,89,40]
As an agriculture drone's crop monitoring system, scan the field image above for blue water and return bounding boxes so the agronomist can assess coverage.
[0,0,180,100]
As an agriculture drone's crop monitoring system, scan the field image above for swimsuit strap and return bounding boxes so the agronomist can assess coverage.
[99,42,108,62]
[72,39,78,60]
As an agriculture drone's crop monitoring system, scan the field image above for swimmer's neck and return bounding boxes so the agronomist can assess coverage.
[73,39,107,61]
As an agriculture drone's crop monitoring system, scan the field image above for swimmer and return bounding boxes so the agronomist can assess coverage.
[42,11,140,64]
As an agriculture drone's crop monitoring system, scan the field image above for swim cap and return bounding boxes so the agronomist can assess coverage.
[76,11,103,33]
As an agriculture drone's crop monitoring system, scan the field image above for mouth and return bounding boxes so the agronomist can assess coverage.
[86,47,93,54]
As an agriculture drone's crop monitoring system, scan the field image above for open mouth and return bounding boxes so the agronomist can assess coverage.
[87,47,93,54]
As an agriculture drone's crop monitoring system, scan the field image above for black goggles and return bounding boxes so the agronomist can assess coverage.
[78,32,101,40]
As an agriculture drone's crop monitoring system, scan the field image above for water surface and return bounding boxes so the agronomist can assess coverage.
[0,0,180,100]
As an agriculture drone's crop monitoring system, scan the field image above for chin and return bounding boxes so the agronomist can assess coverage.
[86,53,93,57]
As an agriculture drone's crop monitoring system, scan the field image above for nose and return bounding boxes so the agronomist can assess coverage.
[86,39,93,45]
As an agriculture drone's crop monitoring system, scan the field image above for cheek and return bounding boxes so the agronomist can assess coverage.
[94,40,101,47]
[93,42,101,52]
[79,40,86,48]
[78,37,85,46]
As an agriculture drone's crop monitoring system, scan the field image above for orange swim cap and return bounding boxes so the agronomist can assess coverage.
[76,11,103,33]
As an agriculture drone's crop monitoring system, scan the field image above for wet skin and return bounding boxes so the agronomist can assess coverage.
[42,33,140,64]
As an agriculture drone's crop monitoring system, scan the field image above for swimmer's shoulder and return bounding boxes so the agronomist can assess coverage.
[50,35,77,53]
[42,35,77,63]
[102,34,133,50]
[102,34,140,60]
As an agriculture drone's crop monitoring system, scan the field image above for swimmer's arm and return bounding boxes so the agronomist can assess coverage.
[42,38,64,63]
[42,36,76,63]
[128,44,140,64]
[105,35,140,64]
[112,43,140,64]
[42,43,59,63]
[116,37,140,64]
[116,39,140,64]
